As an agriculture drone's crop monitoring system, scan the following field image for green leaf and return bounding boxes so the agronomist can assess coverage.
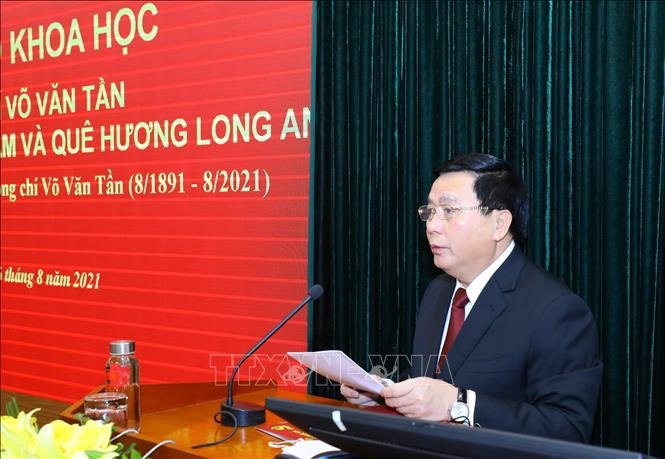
[5,397,20,417]
[122,442,142,459]
[74,412,91,425]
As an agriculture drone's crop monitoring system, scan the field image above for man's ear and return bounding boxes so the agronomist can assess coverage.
[493,209,513,242]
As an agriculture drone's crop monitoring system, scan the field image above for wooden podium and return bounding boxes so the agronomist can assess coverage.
[60,382,343,459]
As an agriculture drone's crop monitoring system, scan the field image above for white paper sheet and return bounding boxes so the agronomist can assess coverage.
[287,350,389,394]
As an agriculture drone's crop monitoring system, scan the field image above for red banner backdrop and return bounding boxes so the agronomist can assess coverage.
[0,1,312,402]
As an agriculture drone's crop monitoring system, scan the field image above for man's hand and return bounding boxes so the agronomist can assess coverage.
[340,383,380,406]
[381,377,457,421]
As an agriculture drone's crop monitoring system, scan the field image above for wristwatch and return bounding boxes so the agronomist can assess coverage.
[450,387,469,424]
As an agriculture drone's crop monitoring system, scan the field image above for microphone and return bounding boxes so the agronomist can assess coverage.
[221,284,324,427]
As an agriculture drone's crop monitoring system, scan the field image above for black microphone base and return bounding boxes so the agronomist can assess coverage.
[220,400,266,427]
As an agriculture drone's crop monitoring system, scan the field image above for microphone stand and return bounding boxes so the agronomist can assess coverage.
[221,284,324,427]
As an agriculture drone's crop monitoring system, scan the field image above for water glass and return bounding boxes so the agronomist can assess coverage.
[83,392,128,428]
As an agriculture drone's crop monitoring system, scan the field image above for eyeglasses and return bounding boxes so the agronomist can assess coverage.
[417,204,489,222]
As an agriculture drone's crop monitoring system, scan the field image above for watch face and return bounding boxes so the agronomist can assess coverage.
[450,401,469,420]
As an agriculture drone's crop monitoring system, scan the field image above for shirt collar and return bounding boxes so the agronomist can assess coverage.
[455,240,515,304]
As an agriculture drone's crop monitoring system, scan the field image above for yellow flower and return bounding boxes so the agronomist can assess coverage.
[1,410,118,459]
[1,409,40,458]
[35,420,118,459]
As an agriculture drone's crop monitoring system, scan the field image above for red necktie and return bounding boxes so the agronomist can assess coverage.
[436,288,469,374]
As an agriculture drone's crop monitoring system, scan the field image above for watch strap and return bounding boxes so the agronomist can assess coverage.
[457,387,467,404]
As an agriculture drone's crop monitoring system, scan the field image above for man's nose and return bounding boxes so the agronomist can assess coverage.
[427,216,444,233]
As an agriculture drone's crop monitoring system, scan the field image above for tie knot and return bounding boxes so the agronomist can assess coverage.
[452,288,469,310]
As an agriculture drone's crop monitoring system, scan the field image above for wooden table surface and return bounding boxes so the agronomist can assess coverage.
[59,382,347,459]
[139,387,343,458]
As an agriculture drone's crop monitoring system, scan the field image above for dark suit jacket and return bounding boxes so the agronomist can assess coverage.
[408,246,602,443]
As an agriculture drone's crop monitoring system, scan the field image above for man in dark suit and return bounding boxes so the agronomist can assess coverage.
[341,154,602,443]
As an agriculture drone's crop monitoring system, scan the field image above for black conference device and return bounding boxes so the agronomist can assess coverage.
[266,397,650,459]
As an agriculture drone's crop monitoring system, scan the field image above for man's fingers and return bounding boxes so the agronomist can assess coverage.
[384,389,418,409]
[358,397,380,407]
[340,384,360,398]
[381,379,415,398]
[341,384,380,406]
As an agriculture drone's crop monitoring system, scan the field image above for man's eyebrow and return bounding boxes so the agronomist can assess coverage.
[436,194,460,204]
[427,194,460,205]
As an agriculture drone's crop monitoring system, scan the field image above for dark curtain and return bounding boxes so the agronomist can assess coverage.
[309,1,664,455]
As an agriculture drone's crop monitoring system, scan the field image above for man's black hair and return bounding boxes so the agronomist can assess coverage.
[434,153,529,247]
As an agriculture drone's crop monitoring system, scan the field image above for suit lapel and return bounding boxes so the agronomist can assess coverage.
[442,247,526,382]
